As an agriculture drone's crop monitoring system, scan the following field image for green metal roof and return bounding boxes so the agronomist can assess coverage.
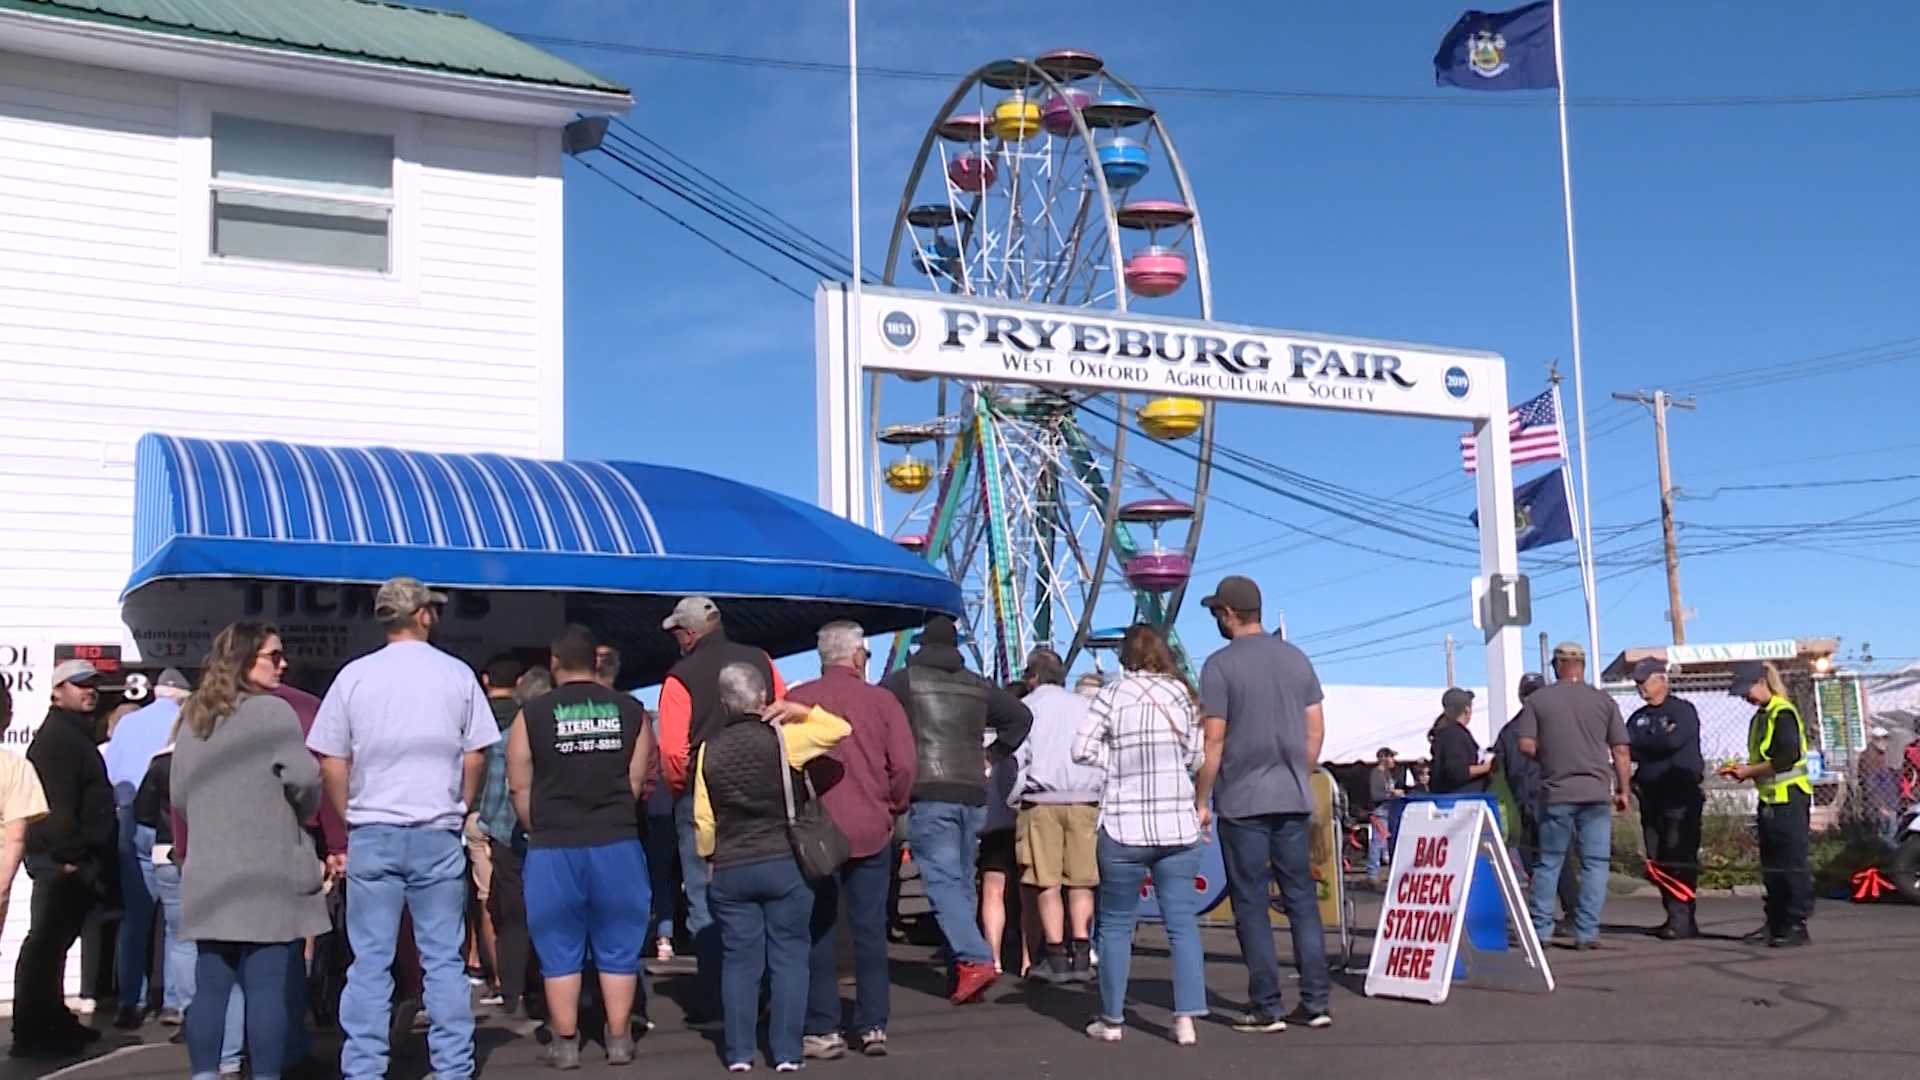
[0,0,628,95]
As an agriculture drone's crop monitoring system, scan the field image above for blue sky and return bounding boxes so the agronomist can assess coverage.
[444,0,1920,689]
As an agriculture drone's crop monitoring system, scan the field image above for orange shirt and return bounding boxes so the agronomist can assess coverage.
[659,660,787,796]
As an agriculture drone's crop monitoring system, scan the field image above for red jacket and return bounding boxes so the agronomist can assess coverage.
[784,666,916,859]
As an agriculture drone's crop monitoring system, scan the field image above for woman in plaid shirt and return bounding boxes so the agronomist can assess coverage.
[1071,626,1207,1046]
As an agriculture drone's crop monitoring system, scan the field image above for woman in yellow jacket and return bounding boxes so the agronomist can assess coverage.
[1716,662,1812,948]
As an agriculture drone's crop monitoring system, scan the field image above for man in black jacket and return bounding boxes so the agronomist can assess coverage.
[12,659,115,1057]
[880,617,1031,1005]
[1626,659,1704,939]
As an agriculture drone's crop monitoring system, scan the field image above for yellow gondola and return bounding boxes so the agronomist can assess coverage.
[1136,396,1204,440]
[991,94,1042,142]
[884,457,934,493]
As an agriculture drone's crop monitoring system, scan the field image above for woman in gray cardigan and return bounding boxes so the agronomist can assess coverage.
[172,621,330,1080]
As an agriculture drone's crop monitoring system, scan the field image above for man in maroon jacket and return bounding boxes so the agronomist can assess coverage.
[786,621,915,1060]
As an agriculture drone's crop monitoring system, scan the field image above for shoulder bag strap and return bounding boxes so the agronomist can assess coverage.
[768,721,798,825]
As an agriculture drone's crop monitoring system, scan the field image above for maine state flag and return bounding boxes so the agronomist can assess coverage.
[1434,2,1558,90]
[1468,467,1575,552]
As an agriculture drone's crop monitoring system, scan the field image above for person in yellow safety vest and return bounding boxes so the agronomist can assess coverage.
[1716,661,1814,948]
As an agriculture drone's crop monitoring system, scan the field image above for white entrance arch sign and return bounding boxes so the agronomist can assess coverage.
[817,282,1527,722]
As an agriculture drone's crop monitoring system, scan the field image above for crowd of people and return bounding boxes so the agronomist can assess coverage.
[0,569,1839,1073]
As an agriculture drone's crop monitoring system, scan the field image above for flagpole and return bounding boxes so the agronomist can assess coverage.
[1549,378,1598,670]
[1551,0,1601,673]
[847,0,876,528]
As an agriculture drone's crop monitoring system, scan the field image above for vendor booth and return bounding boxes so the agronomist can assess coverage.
[118,434,963,691]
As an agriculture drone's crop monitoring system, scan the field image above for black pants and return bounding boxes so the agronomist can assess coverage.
[487,838,539,1002]
[13,866,99,1037]
[1757,790,1813,930]
[1639,782,1704,918]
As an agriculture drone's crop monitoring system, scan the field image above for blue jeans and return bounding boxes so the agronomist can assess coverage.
[710,858,813,1068]
[118,814,158,1010]
[645,811,679,942]
[340,825,472,1080]
[187,941,300,1080]
[907,801,992,966]
[1529,801,1612,944]
[1218,813,1331,1016]
[1366,813,1389,878]
[155,862,244,1070]
[674,793,719,1014]
[805,848,892,1035]
[1094,833,1207,1023]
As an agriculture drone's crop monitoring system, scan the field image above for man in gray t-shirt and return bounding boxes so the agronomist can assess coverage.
[1513,641,1630,949]
[1192,576,1331,1029]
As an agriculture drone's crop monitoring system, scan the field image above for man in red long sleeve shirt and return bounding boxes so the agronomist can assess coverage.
[655,596,785,1024]
[785,621,915,1059]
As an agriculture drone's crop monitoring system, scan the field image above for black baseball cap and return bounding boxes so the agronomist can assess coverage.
[1441,687,1475,714]
[1517,672,1546,698]
[1631,658,1667,684]
[1201,575,1261,612]
[1727,661,1767,698]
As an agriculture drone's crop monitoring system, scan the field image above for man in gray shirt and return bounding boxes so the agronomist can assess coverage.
[1193,576,1332,1031]
[1513,641,1630,950]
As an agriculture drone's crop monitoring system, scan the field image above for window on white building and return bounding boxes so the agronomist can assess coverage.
[209,115,395,273]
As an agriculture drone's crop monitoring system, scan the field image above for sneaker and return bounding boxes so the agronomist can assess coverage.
[949,961,998,1004]
[803,1033,847,1060]
[727,1064,752,1074]
[467,967,488,987]
[776,1063,803,1073]
[112,1005,144,1030]
[541,1033,581,1070]
[1232,1012,1287,1033]
[1172,1017,1197,1046]
[478,991,506,1007]
[1770,924,1811,949]
[1026,951,1072,985]
[157,1008,185,1027]
[1281,1005,1332,1029]
[604,1027,635,1066]
[1084,1018,1124,1042]
[1068,940,1094,984]
[858,1028,888,1057]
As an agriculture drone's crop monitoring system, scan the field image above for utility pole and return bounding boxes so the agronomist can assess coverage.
[1538,631,1549,675]
[1445,633,1456,686]
[1610,388,1697,644]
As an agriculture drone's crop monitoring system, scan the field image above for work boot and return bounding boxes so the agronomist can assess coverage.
[1028,945,1072,985]
[1068,939,1094,984]
[1770,923,1811,949]
[1658,903,1700,941]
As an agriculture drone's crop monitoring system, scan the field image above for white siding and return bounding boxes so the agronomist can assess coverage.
[0,51,568,991]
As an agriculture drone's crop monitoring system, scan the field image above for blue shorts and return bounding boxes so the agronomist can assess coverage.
[523,839,651,977]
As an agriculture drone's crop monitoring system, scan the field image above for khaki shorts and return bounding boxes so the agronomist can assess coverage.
[465,813,493,902]
[1016,803,1100,888]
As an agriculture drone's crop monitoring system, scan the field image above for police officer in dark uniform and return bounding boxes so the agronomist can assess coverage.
[1718,661,1813,947]
[1625,659,1704,940]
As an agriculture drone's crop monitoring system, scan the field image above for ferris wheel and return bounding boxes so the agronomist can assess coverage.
[871,50,1216,681]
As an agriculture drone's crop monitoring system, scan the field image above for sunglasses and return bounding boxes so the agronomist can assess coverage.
[256,649,288,666]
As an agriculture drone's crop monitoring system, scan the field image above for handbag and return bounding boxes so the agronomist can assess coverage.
[770,722,850,881]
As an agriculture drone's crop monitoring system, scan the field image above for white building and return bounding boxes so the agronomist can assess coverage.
[0,0,629,1001]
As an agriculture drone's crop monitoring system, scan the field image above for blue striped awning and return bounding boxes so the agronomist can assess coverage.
[125,434,960,680]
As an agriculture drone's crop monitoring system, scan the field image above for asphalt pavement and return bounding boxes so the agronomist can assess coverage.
[9,895,1913,1080]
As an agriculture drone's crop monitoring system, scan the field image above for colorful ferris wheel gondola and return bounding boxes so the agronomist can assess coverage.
[870,50,1216,681]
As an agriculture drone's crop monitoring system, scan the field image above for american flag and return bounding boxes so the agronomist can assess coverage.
[1460,389,1562,473]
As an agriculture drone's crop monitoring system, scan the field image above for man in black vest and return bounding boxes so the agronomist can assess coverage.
[657,596,786,1024]
[880,617,1031,1005]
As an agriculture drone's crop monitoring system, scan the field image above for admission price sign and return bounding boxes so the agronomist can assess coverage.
[1365,802,1552,1004]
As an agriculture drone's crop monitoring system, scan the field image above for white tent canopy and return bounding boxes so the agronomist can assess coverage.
[1322,684,1488,763]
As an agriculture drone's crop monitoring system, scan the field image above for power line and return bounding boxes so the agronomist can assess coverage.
[575,157,810,301]
[1678,473,1920,498]
[515,33,1920,111]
